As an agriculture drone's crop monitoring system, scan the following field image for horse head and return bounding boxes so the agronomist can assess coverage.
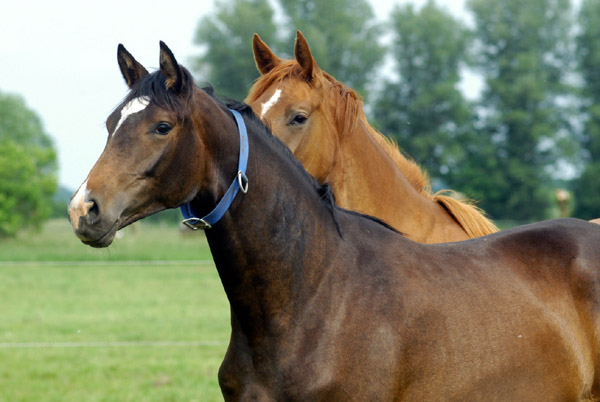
[68,43,228,247]
[246,31,358,183]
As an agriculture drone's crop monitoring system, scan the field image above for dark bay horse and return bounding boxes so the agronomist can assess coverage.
[246,31,498,243]
[68,43,600,401]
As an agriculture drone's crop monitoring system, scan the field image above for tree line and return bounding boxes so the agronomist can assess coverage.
[194,0,600,222]
[0,91,57,237]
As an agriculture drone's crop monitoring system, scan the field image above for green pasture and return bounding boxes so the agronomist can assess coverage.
[0,219,228,401]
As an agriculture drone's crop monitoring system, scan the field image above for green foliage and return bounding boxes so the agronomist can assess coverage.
[192,0,383,100]
[0,142,57,237]
[51,185,72,218]
[454,0,574,220]
[192,0,279,100]
[0,91,57,237]
[573,0,600,218]
[572,161,600,219]
[278,0,384,98]
[0,92,54,149]
[573,162,600,219]
[373,1,472,183]
[578,0,600,96]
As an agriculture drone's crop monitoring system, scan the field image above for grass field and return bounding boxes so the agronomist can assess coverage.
[0,219,228,401]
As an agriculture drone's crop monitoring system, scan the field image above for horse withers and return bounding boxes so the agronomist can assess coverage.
[69,42,600,401]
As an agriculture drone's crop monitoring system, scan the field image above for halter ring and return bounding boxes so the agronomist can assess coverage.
[237,171,249,194]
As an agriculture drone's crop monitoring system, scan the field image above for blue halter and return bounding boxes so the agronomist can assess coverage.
[180,109,249,230]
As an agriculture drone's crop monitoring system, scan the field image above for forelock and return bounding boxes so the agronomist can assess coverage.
[125,67,195,119]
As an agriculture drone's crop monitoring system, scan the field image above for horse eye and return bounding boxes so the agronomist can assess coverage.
[290,114,308,126]
[153,122,172,135]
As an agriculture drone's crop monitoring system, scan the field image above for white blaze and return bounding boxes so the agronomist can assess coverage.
[112,96,151,135]
[69,180,92,229]
[260,89,281,119]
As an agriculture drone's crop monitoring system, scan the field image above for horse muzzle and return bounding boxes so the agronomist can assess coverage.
[68,191,118,248]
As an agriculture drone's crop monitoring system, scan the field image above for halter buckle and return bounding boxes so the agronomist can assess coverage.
[182,217,212,230]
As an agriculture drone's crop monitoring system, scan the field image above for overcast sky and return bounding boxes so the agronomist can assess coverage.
[1,0,467,191]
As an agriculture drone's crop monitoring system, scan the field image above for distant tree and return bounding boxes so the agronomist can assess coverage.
[373,1,473,186]
[573,0,600,219]
[51,185,73,218]
[192,0,279,100]
[0,91,57,237]
[457,0,574,221]
[573,162,600,219]
[277,0,385,98]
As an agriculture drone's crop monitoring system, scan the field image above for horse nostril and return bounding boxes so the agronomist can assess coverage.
[87,199,100,222]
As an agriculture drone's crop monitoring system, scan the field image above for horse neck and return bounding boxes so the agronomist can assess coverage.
[202,122,340,338]
[326,115,469,243]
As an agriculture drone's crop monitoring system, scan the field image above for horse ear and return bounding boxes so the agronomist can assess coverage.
[253,33,281,75]
[159,41,184,93]
[294,30,318,82]
[117,44,149,88]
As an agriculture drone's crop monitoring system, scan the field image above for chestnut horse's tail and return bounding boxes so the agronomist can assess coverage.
[433,191,499,238]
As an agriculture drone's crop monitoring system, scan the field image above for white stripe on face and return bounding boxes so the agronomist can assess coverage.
[68,180,92,230]
[260,89,282,119]
[112,96,151,136]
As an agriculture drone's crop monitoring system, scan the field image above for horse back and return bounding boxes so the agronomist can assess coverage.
[340,217,600,401]
[395,218,600,401]
[492,218,600,309]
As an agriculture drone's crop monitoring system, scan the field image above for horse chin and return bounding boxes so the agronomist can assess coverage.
[82,227,118,248]
[77,213,141,248]
[76,220,119,248]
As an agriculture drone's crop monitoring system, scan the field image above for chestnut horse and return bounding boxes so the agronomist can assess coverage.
[69,43,600,401]
[246,31,498,243]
